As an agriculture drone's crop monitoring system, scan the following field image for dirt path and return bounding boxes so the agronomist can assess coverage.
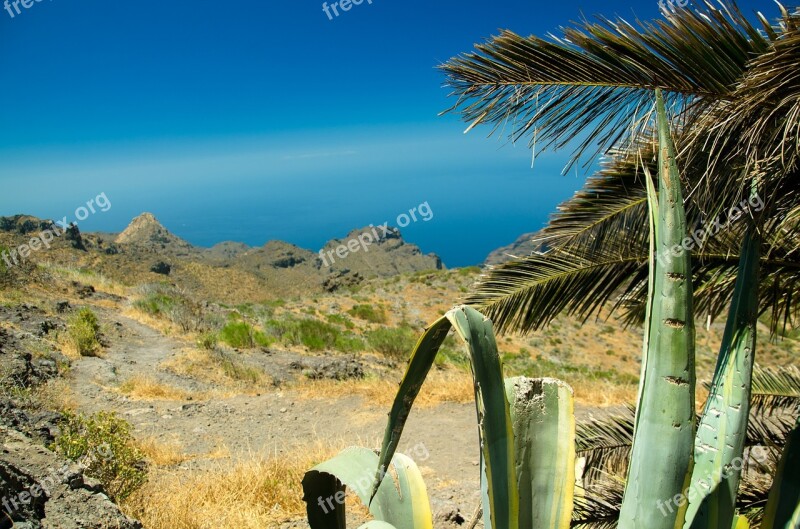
[67,311,484,523]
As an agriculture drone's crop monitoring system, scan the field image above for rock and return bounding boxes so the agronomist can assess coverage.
[0,427,142,529]
[64,224,86,251]
[71,283,95,299]
[150,261,171,275]
[301,359,364,381]
[54,301,71,314]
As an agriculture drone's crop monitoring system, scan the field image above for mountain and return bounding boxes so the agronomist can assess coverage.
[0,212,444,303]
[484,231,546,266]
[115,212,194,254]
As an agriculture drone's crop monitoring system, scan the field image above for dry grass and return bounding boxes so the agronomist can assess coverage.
[121,443,363,529]
[572,379,639,407]
[118,375,194,401]
[294,369,475,408]
[161,348,271,393]
[40,262,129,298]
[122,307,181,337]
[135,436,194,467]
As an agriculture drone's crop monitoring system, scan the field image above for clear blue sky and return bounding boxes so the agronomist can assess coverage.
[0,0,771,266]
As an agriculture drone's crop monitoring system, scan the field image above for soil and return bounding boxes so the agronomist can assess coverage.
[67,309,487,527]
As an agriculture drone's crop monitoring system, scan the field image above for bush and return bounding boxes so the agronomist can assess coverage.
[134,286,207,332]
[0,244,9,277]
[197,331,218,351]
[326,313,355,329]
[367,326,417,360]
[67,308,101,356]
[53,411,147,501]
[348,304,387,324]
[219,321,273,349]
[267,317,364,353]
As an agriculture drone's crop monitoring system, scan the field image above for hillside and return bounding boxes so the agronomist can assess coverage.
[0,213,443,304]
[0,212,798,529]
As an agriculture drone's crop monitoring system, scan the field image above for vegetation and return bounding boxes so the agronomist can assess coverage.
[267,317,364,353]
[347,304,387,324]
[218,320,272,349]
[66,308,102,357]
[367,326,416,360]
[53,411,147,502]
[133,285,207,332]
[0,244,9,279]
[304,3,800,529]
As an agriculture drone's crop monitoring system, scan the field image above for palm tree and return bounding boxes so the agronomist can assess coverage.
[439,1,800,334]
[441,3,800,528]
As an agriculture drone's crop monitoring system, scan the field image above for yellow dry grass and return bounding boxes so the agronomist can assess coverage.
[117,375,194,401]
[121,443,365,529]
[135,436,194,467]
[294,369,475,408]
[39,262,130,298]
[161,348,271,393]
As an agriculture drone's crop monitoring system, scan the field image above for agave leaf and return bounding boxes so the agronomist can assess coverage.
[685,226,761,529]
[618,89,696,529]
[302,447,432,529]
[732,515,751,529]
[356,522,397,529]
[371,306,518,529]
[763,418,800,529]
[505,376,575,529]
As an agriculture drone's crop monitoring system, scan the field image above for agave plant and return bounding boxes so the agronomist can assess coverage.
[302,91,799,529]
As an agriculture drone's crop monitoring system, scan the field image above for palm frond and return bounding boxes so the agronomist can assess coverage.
[749,364,800,413]
[440,1,769,168]
[576,406,635,486]
[466,243,649,334]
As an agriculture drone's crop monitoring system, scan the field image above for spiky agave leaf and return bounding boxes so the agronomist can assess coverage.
[617,89,696,529]
[684,224,760,529]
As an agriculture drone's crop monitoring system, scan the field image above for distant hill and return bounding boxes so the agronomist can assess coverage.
[0,212,443,303]
[484,231,546,266]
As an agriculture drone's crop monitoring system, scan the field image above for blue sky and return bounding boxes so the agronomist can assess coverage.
[0,0,771,266]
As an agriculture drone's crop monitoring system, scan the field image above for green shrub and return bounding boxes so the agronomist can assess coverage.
[53,411,147,501]
[197,331,218,351]
[134,286,207,332]
[133,293,176,316]
[219,321,273,349]
[0,244,10,277]
[268,317,363,353]
[326,313,355,329]
[333,333,366,353]
[367,326,417,360]
[348,304,387,324]
[67,308,101,356]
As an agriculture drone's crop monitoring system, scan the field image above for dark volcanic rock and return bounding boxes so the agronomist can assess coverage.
[0,426,142,529]
[150,261,172,275]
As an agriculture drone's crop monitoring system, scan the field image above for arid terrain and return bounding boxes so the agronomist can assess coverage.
[1,213,798,529]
